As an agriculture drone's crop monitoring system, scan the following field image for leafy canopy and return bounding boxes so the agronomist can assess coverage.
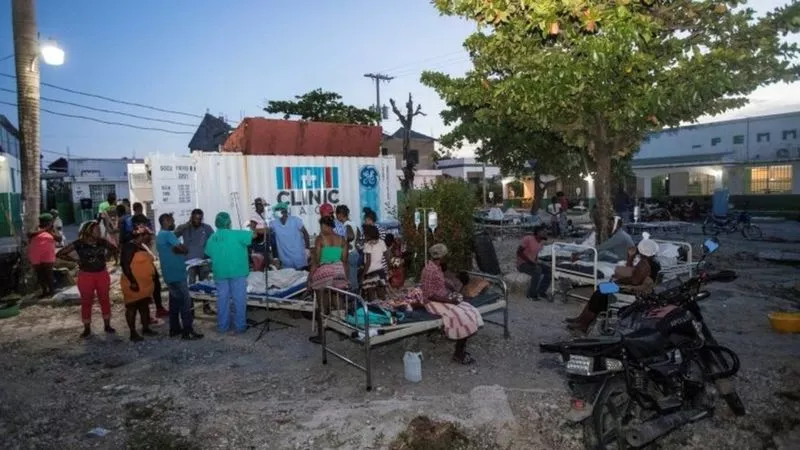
[427,0,799,237]
[264,88,379,125]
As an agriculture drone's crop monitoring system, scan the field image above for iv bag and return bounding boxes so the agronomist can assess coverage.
[428,211,438,233]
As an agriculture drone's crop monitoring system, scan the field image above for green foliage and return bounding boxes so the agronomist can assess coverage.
[426,0,800,240]
[264,88,379,125]
[400,180,477,279]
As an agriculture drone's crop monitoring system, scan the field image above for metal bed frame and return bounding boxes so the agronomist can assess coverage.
[548,239,694,302]
[319,271,510,391]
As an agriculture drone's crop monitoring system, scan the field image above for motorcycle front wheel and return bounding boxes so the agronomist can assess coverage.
[702,220,717,236]
[741,224,763,240]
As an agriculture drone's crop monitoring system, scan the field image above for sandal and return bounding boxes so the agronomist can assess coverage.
[452,352,476,365]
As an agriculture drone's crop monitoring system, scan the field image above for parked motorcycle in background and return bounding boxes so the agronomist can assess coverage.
[540,238,745,449]
[702,210,762,240]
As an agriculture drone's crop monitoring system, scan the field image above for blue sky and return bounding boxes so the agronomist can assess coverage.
[0,0,797,165]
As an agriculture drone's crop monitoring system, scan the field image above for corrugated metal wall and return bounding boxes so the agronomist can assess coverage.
[192,153,398,235]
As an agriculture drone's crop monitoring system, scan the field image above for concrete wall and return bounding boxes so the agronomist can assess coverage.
[637,111,800,162]
[382,138,437,171]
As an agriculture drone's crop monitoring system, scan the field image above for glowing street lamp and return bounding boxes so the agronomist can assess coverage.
[39,39,65,66]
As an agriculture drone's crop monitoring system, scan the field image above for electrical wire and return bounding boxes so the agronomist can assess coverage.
[0,99,194,134]
[0,87,197,127]
[376,50,466,74]
[0,72,204,119]
[392,56,472,79]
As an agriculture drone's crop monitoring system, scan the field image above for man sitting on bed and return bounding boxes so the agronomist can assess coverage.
[516,225,551,301]
[572,216,634,263]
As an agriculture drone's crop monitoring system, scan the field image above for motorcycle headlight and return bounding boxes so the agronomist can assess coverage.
[565,355,595,376]
[604,358,624,372]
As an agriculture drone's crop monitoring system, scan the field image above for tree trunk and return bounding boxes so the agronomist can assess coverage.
[401,128,415,192]
[594,147,613,243]
[12,0,41,234]
[532,173,545,214]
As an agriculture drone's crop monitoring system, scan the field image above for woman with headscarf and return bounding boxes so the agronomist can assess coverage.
[566,235,662,333]
[205,212,254,334]
[120,221,158,341]
[421,243,484,365]
[57,220,116,338]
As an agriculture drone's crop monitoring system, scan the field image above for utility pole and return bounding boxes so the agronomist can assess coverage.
[363,73,393,122]
[12,0,41,233]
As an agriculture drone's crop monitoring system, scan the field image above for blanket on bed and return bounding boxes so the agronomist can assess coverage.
[424,297,484,340]
[190,269,308,295]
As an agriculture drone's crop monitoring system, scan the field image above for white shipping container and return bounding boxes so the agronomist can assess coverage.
[145,152,398,236]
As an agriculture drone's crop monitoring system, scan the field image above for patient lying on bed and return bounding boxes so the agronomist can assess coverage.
[421,244,483,365]
[571,216,634,263]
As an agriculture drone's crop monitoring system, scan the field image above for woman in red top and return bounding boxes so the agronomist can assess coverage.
[28,213,60,298]
[57,221,116,338]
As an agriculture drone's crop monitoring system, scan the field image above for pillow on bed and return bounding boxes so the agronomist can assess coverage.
[462,278,490,297]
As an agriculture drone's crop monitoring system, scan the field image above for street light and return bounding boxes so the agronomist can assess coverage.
[39,39,65,66]
[0,36,66,66]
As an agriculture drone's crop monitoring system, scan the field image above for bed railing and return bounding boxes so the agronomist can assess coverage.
[551,242,599,301]
[319,270,510,391]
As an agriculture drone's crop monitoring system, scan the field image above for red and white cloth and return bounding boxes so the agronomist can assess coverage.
[420,261,483,340]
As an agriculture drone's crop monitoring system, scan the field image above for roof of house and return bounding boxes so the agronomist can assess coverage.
[387,128,436,141]
[0,115,19,139]
[188,113,232,152]
[632,151,735,168]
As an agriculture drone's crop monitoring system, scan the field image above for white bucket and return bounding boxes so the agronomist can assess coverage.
[403,351,422,383]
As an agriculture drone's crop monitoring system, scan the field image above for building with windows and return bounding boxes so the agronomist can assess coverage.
[0,115,21,195]
[60,158,139,221]
[632,111,800,205]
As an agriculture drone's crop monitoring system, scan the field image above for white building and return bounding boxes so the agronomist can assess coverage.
[65,158,139,216]
[0,115,21,195]
[436,157,501,181]
[633,111,800,198]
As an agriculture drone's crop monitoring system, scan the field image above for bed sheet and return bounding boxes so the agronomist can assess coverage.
[188,269,308,298]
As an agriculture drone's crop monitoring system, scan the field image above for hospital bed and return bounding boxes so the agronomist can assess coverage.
[319,271,509,391]
[188,269,312,340]
[540,239,694,302]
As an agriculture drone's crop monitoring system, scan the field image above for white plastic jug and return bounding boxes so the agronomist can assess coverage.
[403,351,423,383]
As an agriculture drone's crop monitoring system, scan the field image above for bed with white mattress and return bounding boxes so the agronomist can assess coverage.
[188,268,312,312]
[539,234,694,301]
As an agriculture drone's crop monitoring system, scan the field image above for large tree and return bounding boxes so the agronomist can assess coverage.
[426,0,800,240]
[264,88,379,125]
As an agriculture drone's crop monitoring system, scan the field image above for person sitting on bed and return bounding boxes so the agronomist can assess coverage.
[566,237,661,333]
[572,215,634,263]
[361,224,388,301]
[516,225,551,301]
[308,216,349,344]
[421,243,484,365]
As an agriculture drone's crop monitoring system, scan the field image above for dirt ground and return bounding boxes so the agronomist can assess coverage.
[1,222,799,449]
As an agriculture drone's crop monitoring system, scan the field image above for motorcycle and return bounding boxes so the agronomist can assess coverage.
[540,238,745,449]
[702,210,762,240]
[638,201,672,222]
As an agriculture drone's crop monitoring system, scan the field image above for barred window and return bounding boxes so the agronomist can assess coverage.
[688,173,715,196]
[748,165,792,194]
[89,184,116,204]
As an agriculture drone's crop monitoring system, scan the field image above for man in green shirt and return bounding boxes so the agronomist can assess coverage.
[204,211,254,334]
[97,192,117,216]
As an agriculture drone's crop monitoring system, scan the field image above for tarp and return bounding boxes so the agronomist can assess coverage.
[223,117,382,157]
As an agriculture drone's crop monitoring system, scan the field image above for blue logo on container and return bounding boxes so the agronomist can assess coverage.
[359,165,380,220]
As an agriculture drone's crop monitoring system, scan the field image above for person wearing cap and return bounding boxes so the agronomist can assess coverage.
[249,198,274,262]
[120,220,158,342]
[28,213,60,298]
[204,211,254,334]
[516,225,551,301]
[157,213,203,340]
[421,243,484,365]
[319,203,335,219]
[566,234,661,333]
[270,202,310,270]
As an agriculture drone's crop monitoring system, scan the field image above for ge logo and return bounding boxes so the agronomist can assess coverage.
[360,166,378,188]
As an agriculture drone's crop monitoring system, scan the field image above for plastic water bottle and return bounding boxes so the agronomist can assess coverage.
[403,351,422,383]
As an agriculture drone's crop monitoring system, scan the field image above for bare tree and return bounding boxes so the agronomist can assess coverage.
[389,93,425,192]
[12,0,41,233]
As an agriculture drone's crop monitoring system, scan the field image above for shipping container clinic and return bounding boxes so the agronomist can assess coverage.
[223,117,382,157]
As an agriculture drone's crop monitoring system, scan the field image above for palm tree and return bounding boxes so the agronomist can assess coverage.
[12,0,41,233]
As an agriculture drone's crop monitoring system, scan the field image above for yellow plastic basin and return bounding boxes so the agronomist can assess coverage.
[768,312,800,334]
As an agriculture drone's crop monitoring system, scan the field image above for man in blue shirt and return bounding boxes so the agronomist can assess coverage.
[156,213,203,340]
[270,203,310,269]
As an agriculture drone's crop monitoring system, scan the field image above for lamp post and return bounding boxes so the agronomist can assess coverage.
[11,0,65,233]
